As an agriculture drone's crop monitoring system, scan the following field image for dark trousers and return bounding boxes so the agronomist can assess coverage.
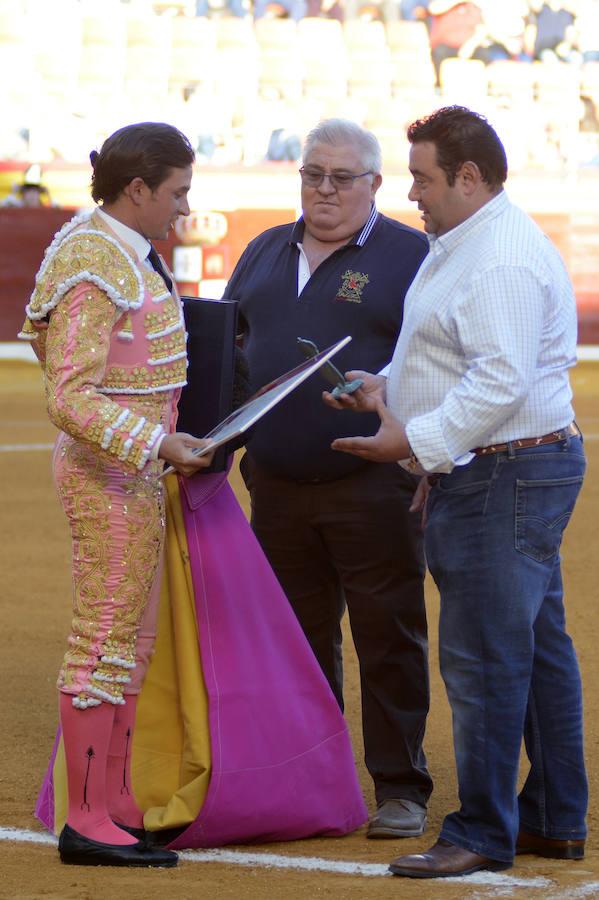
[241,455,432,805]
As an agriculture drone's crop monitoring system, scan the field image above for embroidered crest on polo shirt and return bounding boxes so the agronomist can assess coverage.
[336,270,370,303]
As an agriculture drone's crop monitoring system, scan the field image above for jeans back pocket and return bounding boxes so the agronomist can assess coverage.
[515,475,584,562]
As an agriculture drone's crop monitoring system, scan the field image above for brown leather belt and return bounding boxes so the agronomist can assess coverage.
[472,422,580,456]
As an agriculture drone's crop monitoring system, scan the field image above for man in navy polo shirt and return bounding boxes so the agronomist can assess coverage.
[224,118,430,838]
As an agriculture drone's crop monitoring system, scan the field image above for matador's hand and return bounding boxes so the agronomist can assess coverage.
[158,432,215,478]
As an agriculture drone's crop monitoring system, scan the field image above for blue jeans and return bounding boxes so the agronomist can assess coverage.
[425,434,587,862]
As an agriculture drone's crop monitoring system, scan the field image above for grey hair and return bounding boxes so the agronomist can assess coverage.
[302,118,382,174]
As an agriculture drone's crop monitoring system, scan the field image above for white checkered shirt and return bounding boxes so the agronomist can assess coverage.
[386,191,578,474]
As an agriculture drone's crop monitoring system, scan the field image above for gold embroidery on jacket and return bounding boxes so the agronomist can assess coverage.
[101,357,188,393]
[147,331,187,364]
[44,289,169,470]
[144,297,184,336]
[28,230,143,319]
[56,440,164,703]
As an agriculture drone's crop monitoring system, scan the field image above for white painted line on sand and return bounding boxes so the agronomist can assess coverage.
[0,443,54,453]
[0,343,38,362]
[180,848,390,877]
[196,851,556,890]
[180,847,552,888]
[0,826,552,890]
[0,826,55,845]
[545,884,599,900]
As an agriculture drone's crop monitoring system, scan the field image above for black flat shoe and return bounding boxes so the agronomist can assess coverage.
[144,825,186,847]
[58,824,178,867]
[112,821,147,841]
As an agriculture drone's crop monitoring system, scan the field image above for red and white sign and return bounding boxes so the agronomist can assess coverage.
[174,211,228,246]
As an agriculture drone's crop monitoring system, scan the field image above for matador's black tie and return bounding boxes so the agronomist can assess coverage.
[147,245,173,293]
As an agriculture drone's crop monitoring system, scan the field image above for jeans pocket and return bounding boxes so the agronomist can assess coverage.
[515,475,584,561]
[435,465,491,495]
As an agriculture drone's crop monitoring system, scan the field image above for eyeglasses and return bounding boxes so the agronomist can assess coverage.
[299,167,373,191]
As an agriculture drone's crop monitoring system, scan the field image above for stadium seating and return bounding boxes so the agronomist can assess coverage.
[169,15,219,93]
[123,9,171,112]
[79,6,127,103]
[0,1,33,108]
[298,18,348,102]
[439,58,487,109]
[0,3,597,172]
[486,60,535,109]
[32,1,82,105]
[255,18,303,101]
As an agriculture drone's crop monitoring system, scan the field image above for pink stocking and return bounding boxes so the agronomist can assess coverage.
[107,695,145,829]
[59,693,137,845]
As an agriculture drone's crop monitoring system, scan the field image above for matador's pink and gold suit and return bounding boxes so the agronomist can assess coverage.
[20,209,185,707]
[22,210,367,847]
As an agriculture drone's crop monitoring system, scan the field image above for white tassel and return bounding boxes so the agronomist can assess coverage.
[100,654,136,669]
[148,350,187,366]
[113,408,131,430]
[147,321,185,340]
[97,377,187,395]
[88,685,126,705]
[72,695,102,709]
[101,426,114,450]
[128,417,147,438]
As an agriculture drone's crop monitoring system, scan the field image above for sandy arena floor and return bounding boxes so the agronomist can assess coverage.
[1,359,598,900]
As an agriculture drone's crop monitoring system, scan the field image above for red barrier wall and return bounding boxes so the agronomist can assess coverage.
[1,208,74,340]
[2,205,598,344]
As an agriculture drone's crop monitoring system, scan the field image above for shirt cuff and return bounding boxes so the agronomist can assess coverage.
[405,414,474,474]
[151,432,167,461]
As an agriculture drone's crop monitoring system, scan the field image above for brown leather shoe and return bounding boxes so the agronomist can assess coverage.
[516,829,585,860]
[389,838,512,879]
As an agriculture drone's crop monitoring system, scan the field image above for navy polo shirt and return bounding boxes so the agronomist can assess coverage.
[224,208,428,482]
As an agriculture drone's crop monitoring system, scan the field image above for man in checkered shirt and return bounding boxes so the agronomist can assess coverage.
[328,106,587,878]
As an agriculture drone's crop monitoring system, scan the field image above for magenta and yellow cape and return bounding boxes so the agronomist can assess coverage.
[35,470,367,847]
